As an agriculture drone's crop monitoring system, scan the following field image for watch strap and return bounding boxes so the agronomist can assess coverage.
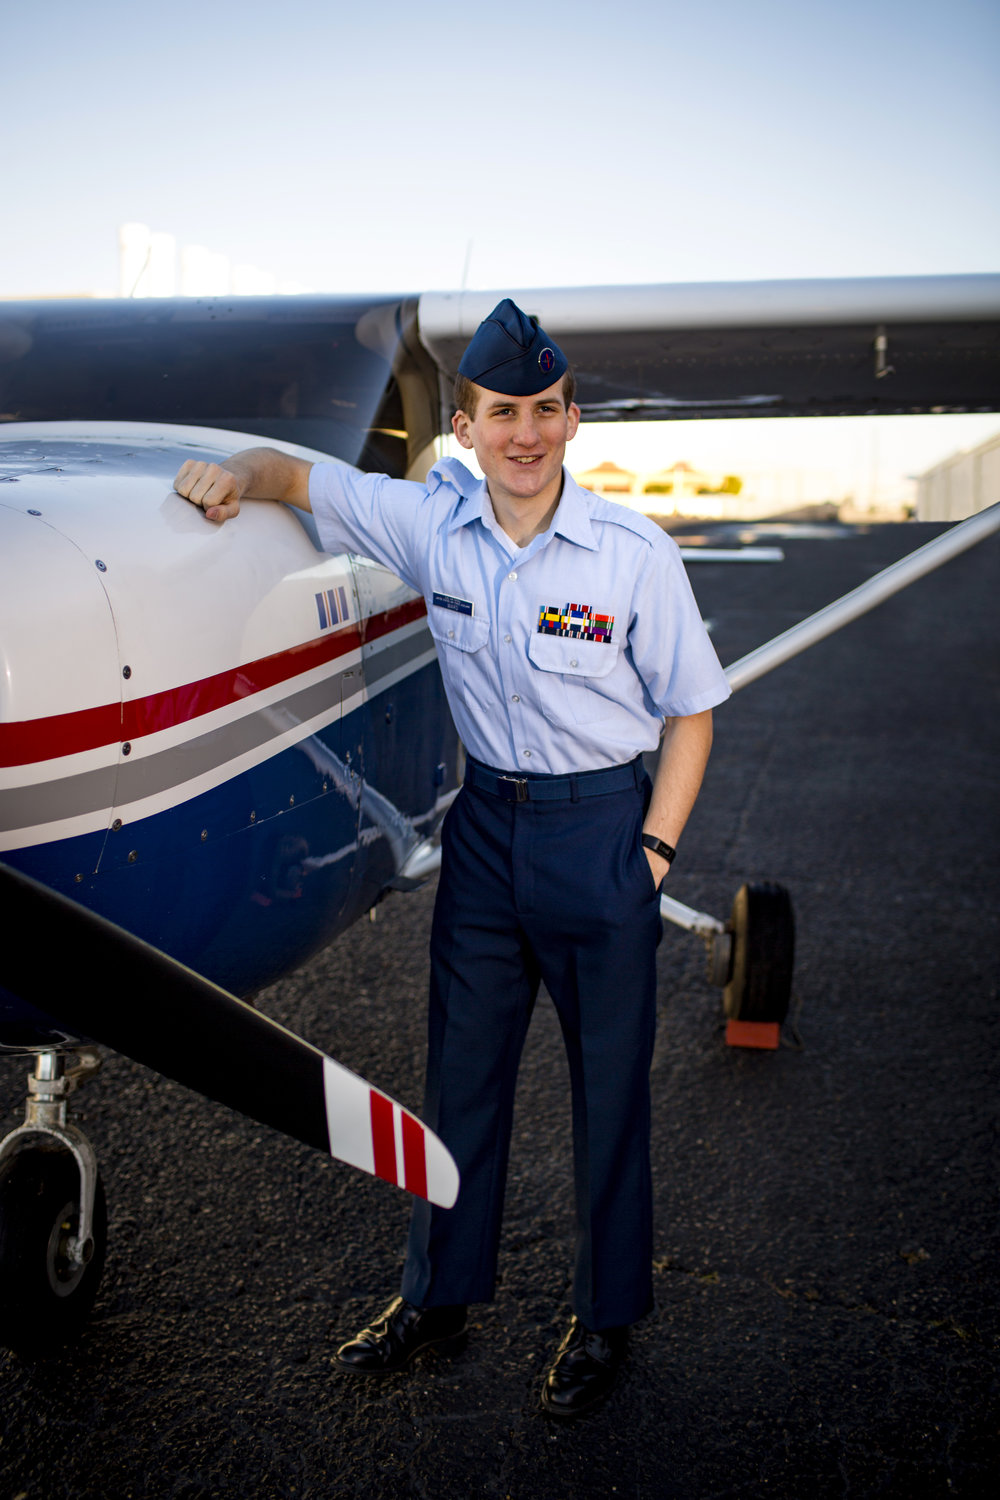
[641,833,676,865]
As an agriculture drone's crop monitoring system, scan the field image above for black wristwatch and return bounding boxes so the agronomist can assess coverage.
[641,834,676,865]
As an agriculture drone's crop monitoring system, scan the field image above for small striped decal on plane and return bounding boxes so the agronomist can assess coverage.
[315,585,350,631]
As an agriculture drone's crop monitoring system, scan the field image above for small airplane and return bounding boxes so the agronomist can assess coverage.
[1,273,997,1350]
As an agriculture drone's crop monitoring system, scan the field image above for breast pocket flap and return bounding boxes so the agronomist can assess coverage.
[429,611,490,654]
[528,633,618,679]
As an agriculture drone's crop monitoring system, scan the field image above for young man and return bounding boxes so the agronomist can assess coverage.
[174,299,731,1418]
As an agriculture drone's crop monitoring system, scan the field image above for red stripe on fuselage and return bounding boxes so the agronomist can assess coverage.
[0,701,124,769]
[401,1111,428,1199]
[363,597,424,646]
[0,597,427,768]
[369,1092,398,1187]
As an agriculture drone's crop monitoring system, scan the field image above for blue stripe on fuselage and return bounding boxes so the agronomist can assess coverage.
[2,661,457,1026]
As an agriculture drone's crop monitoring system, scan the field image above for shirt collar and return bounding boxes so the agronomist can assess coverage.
[431,460,598,552]
[427,459,491,534]
[549,470,599,551]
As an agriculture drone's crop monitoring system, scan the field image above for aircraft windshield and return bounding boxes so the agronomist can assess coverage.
[0,296,410,476]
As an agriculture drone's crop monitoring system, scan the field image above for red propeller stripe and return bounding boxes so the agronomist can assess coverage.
[401,1111,428,1199]
[369,1091,398,1187]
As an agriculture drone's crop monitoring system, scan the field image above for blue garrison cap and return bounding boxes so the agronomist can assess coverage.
[457,298,568,396]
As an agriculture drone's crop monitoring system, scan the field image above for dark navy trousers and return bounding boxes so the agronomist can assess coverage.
[401,760,663,1330]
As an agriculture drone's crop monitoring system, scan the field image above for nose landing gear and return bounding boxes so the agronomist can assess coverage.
[0,1048,107,1352]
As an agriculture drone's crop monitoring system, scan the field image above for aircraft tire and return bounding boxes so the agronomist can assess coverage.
[0,1144,107,1353]
[723,882,795,1025]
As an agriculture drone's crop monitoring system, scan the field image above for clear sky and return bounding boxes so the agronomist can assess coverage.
[3,0,998,489]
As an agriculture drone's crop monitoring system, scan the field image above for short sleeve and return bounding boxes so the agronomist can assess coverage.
[627,533,732,717]
[307,463,427,591]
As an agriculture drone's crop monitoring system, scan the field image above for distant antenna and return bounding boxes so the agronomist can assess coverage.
[128,246,151,299]
[119,222,151,298]
[118,223,176,297]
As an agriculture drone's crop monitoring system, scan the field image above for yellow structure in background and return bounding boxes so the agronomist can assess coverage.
[573,459,742,514]
[573,461,638,495]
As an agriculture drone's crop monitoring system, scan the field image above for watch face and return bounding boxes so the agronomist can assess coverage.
[642,834,675,862]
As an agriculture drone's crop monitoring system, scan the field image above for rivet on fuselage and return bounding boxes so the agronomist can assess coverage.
[28,509,42,516]
[122,665,132,679]
[128,850,138,863]
[201,829,208,841]
[74,873,83,883]
[289,795,295,807]
[95,559,107,572]
[111,818,122,832]
[122,742,131,756]
[250,811,256,823]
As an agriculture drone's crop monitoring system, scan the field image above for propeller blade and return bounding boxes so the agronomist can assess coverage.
[0,862,458,1208]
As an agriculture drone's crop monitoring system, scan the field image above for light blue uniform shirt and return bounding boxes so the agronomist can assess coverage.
[309,457,731,775]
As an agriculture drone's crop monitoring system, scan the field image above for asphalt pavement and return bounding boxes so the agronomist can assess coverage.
[1,518,997,1500]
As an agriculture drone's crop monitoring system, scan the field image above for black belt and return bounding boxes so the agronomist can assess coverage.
[464,755,643,804]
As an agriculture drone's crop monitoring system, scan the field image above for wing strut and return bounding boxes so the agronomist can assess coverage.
[724,502,1000,692]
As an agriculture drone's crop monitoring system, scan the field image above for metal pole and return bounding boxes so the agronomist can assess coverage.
[724,501,1000,692]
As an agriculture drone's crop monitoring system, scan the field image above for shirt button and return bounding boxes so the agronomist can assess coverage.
[508,571,517,581]
[569,658,578,667]
[504,634,512,643]
[448,629,455,639]
[511,694,520,703]
[522,749,532,758]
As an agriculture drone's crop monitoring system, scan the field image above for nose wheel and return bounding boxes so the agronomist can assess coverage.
[0,1047,107,1352]
[0,1143,108,1351]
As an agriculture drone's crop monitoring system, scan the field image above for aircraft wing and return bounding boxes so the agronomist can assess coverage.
[416,274,1000,421]
[2,276,996,476]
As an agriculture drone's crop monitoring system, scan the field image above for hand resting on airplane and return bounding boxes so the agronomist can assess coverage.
[174,448,313,523]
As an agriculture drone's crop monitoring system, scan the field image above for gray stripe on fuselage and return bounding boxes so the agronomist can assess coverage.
[115,665,359,804]
[0,765,120,834]
[1,626,436,834]
[361,629,434,693]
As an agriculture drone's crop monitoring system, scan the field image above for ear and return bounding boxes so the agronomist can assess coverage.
[565,402,581,441]
[452,409,475,450]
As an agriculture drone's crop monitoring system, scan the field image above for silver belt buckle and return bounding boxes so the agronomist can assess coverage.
[497,775,529,803]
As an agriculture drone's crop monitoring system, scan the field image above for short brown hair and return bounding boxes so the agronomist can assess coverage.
[453,368,577,419]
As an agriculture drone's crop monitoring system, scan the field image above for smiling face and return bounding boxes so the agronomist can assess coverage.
[451,379,581,530]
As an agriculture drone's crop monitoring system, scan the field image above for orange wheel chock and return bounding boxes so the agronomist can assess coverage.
[725,1019,781,1050]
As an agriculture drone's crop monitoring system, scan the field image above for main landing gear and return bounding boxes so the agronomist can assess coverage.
[0,1047,107,1352]
[660,881,796,1046]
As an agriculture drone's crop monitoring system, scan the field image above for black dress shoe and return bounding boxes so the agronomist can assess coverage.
[539,1316,628,1418]
[336,1296,467,1374]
